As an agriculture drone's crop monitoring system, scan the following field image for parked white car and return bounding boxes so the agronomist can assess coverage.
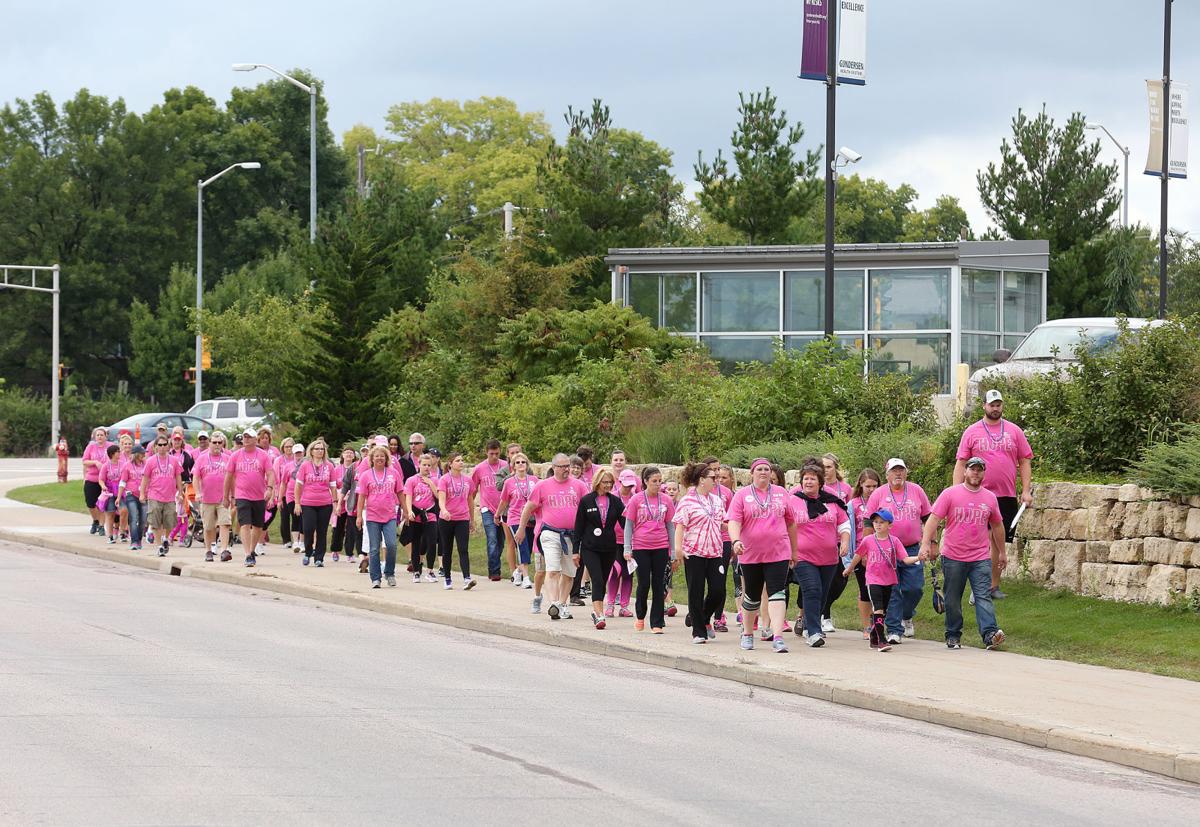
[186,398,271,433]
[967,317,1161,403]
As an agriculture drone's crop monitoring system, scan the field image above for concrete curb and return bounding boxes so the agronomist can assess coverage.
[3,526,1196,785]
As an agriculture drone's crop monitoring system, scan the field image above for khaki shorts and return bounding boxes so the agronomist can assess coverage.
[147,499,176,531]
[539,529,577,576]
[202,502,232,528]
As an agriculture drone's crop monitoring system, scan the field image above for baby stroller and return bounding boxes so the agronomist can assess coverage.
[183,499,204,548]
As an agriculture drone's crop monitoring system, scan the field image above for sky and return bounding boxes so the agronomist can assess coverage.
[4,0,1198,236]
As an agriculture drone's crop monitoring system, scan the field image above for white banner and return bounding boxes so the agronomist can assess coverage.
[1145,79,1189,179]
[837,0,867,86]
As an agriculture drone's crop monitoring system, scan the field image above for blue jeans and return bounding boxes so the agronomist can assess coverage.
[366,519,398,582]
[885,544,925,636]
[124,493,146,544]
[793,561,837,638]
[481,510,502,577]
[941,557,999,643]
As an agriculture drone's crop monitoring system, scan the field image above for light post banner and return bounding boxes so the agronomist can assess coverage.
[800,0,829,82]
[838,0,867,86]
[1145,79,1189,179]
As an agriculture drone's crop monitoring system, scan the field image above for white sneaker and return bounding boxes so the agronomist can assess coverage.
[293,540,303,552]
[511,571,521,586]
[902,618,915,638]
[886,633,902,645]
[522,577,533,589]
[559,606,573,620]
[821,616,835,633]
[424,571,438,583]
[531,595,543,614]
[256,543,266,555]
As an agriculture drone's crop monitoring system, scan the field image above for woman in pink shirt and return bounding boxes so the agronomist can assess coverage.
[98,444,126,544]
[843,509,919,651]
[673,462,726,644]
[294,438,338,568]
[845,469,881,639]
[727,459,798,654]
[405,454,441,583]
[82,426,112,535]
[117,445,147,550]
[496,452,537,589]
[437,452,478,590]
[356,445,404,588]
[623,466,676,633]
[821,453,853,503]
[789,462,851,647]
[605,470,639,618]
[715,463,737,632]
[276,438,301,552]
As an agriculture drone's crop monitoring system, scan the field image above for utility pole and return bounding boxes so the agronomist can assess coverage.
[1158,0,1173,319]
[823,0,837,338]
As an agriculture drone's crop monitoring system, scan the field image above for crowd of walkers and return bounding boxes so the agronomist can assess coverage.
[79,389,1032,652]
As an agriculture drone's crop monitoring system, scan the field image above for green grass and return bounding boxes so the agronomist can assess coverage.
[9,480,88,514]
[14,482,1200,681]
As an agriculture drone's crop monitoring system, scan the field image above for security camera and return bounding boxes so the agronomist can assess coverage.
[837,146,863,164]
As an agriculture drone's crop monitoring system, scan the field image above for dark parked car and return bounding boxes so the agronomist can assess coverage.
[106,413,215,448]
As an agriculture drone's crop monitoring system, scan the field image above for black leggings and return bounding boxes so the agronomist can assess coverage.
[867,583,893,614]
[280,502,300,546]
[410,520,437,573]
[439,519,470,579]
[301,504,332,561]
[334,513,359,556]
[581,545,618,604]
[739,559,790,612]
[685,555,726,632]
[632,547,669,627]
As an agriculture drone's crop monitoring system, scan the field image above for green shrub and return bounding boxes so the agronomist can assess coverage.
[1131,424,1200,496]
[0,388,147,456]
[620,405,689,465]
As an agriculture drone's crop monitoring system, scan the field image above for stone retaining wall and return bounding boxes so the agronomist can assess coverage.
[1018,482,1200,605]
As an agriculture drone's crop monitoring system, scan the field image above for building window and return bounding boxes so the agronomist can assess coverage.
[702,336,778,372]
[701,271,779,332]
[628,273,659,324]
[626,272,697,332]
[868,333,950,393]
[785,334,863,353]
[783,269,864,331]
[961,268,999,332]
[1004,271,1041,335]
[869,268,950,330]
[961,333,1002,374]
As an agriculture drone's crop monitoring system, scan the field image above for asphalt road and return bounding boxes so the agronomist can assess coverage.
[1,540,1196,826]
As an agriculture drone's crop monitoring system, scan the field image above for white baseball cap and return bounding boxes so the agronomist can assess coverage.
[885,457,907,472]
[197,430,210,439]
[242,427,257,438]
[293,443,305,454]
[985,389,1004,405]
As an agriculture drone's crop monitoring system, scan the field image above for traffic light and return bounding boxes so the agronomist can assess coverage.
[183,368,195,383]
[57,363,73,380]
[201,336,212,370]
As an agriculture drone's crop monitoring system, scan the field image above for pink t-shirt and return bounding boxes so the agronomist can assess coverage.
[626,490,676,550]
[404,474,439,522]
[194,450,232,504]
[672,490,725,558]
[716,483,734,542]
[932,484,1002,562]
[118,460,144,496]
[847,496,871,542]
[856,533,906,586]
[956,418,1033,499]
[865,482,932,548]
[296,460,337,507]
[726,484,797,564]
[356,467,404,523]
[789,488,850,566]
[823,480,852,503]
[82,440,113,482]
[501,474,538,526]
[278,458,300,503]
[470,459,508,513]
[437,473,476,521]
[528,476,588,534]
[99,457,125,495]
[228,447,272,501]
[141,454,182,502]
[580,464,595,487]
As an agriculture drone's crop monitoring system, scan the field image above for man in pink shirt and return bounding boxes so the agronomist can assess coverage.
[919,456,1007,650]
[955,389,1033,600]
[865,458,935,643]
[223,427,277,567]
[516,454,589,620]
[139,434,184,558]
[194,430,233,562]
[470,439,509,581]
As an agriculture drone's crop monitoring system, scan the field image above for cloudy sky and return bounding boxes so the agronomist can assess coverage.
[5,0,1198,235]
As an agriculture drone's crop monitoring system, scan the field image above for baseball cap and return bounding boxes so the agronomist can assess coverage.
[198,431,209,439]
[374,435,389,447]
[885,457,907,472]
[242,427,257,438]
[985,389,1004,405]
[428,447,442,457]
[131,444,146,456]
[156,423,168,430]
[965,456,987,469]
[293,443,305,454]
[869,509,895,523]
[618,470,639,487]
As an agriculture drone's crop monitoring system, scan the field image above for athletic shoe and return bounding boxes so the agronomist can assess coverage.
[204,550,214,562]
[443,579,452,590]
[256,543,266,556]
[969,590,975,606]
[946,637,961,649]
[794,621,806,637]
[773,637,789,654]
[986,629,1006,650]
[604,603,615,618]
[424,572,438,583]
[650,627,663,634]
[531,595,543,614]
[386,575,396,587]
[821,617,835,633]
[592,612,606,630]
[569,597,585,606]
[634,619,645,631]
[903,618,915,638]
[760,627,773,641]
[581,583,592,598]
[372,580,381,589]
[684,612,692,627]
[619,607,633,618]
[522,578,533,590]
[292,541,302,553]
[89,522,99,535]
[547,603,561,620]
[780,621,791,633]
[463,578,477,591]
[990,588,1008,600]
[489,574,501,582]
[220,549,232,562]
[120,532,128,542]
[886,633,902,645]
[693,635,707,644]
[878,638,892,652]
[511,571,521,586]
[146,531,155,544]
[130,543,142,551]
[740,634,754,651]
[332,552,340,562]
[665,604,678,618]
[806,633,825,648]
[245,553,256,567]
[560,606,573,620]
[302,555,310,566]
[714,615,728,632]
[359,558,370,574]
[706,625,716,640]
[158,542,169,557]
[314,560,324,568]
[413,573,422,583]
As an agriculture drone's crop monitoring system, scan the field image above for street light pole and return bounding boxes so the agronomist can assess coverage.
[196,162,261,405]
[1086,123,1130,228]
[1159,0,1173,319]
[823,0,837,339]
[233,63,317,242]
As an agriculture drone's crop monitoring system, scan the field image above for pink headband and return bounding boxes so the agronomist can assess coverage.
[750,458,772,472]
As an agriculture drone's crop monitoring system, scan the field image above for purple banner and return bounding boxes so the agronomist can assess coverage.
[800,0,829,81]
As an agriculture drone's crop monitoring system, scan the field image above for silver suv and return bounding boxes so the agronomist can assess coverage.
[186,398,271,433]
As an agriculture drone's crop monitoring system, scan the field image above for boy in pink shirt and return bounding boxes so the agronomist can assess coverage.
[843,509,919,651]
[920,456,1007,650]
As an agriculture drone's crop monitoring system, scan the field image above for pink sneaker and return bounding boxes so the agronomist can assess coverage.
[603,604,615,618]
[619,606,634,618]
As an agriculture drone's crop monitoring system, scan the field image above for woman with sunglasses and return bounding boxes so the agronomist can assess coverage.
[674,462,727,643]
[295,438,339,567]
[497,452,537,589]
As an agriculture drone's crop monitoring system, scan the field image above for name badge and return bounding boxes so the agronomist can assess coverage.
[593,527,602,536]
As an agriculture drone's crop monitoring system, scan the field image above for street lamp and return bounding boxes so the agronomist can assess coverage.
[233,63,318,242]
[1086,122,1130,228]
[196,162,261,406]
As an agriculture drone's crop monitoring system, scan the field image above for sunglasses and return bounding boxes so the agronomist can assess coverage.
[155,442,167,447]
[514,460,528,465]
[409,442,423,446]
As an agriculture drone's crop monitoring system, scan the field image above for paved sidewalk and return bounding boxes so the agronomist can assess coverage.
[3,461,1199,783]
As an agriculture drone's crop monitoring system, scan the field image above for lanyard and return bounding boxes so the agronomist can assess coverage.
[641,491,663,523]
[449,473,467,498]
[887,483,908,513]
[749,484,773,515]
[981,418,1005,445]
[872,535,898,568]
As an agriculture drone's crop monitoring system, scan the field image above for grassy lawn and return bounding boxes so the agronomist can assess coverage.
[8,481,88,514]
[14,483,1200,681]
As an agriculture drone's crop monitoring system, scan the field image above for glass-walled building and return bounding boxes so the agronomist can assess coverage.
[606,240,1049,398]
